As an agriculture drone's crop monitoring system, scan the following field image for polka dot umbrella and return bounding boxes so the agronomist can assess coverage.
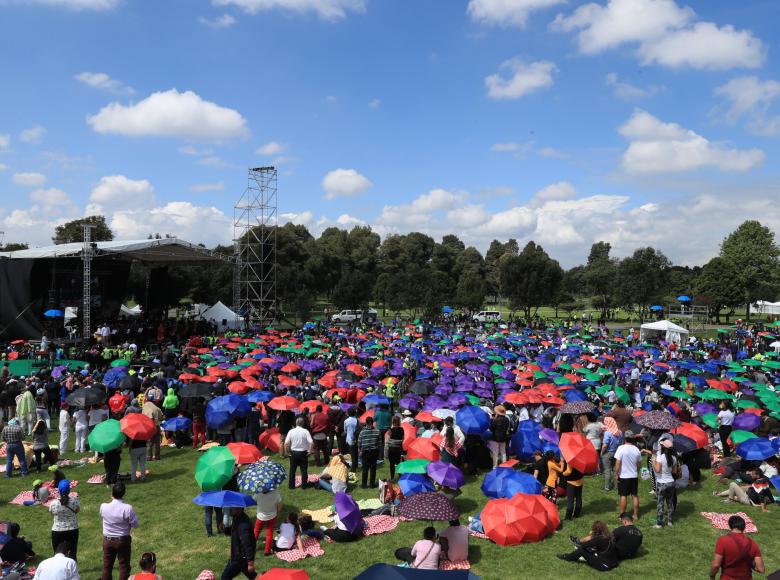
[397,492,459,521]
[238,459,287,494]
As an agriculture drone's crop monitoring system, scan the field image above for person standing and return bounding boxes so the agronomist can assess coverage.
[373,404,391,461]
[142,400,163,461]
[343,408,359,469]
[252,489,281,557]
[358,416,381,489]
[2,418,28,477]
[614,431,642,521]
[653,436,679,528]
[488,406,511,468]
[48,480,80,562]
[58,402,72,456]
[309,405,330,467]
[717,402,735,458]
[73,406,89,453]
[709,515,764,580]
[600,426,623,491]
[99,482,139,580]
[285,417,313,490]
[386,415,405,480]
[220,507,257,579]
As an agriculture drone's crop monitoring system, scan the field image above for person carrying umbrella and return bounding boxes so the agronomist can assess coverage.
[221,506,257,579]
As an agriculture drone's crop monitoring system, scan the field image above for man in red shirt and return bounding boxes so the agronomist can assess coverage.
[309,405,330,466]
[710,515,764,580]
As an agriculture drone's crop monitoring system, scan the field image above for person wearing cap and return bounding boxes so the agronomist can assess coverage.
[48,479,80,561]
[652,434,680,528]
[614,430,642,521]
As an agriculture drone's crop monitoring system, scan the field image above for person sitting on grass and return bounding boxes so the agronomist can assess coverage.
[557,513,643,572]
[0,523,35,565]
[274,512,305,553]
[129,551,163,580]
[317,454,351,493]
[395,526,441,570]
[23,479,50,506]
[712,468,775,513]
[322,511,363,543]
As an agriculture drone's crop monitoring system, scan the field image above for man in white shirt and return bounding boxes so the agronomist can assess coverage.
[33,540,79,579]
[285,417,313,490]
[614,431,643,522]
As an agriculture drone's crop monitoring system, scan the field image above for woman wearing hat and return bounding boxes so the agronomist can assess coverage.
[48,479,80,561]
[652,434,680,528]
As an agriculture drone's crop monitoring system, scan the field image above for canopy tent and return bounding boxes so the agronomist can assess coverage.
[198,301,241,330]
[753,301,780,316]
[639,319,689,344]
[120,304,142,317]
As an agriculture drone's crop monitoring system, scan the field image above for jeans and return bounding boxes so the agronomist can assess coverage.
[565,483,583,520]
[313,436,328,466]
[4,442,28,476]
[221,558,257,579]
[361,448,379,488]
[289,451,309,489]
[101,535,131,580]
[37,408,51,430]
[52,529,79,561]
[253,517,276,555]
[318,479,333,492]
[601,452,615,490]
[130,447,147,482]
[204,506,224,536]
[387,447,403,480]
[655,481,676,525]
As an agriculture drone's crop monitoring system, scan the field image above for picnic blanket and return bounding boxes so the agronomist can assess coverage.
[357,498,384,511]
[274,536,324,562]
[87,472,147,484]
[440,560,471,571]
[363,515,399,536]
[468,530,490,540]
[0,443,5,457]
[700,512,758,533]
[301,507,333,525]
[9,490,79,507]
[294,474,320,488]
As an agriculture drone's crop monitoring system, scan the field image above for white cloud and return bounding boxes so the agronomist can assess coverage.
[190,182,225,193]
[212,0,365,21]
[0,163,7,171]
[336,213,366,227]
[446,204,491,229]
[19,125,46,144]
[87,89,249,141]
[714,76,780,136]
[618,109,764,174]
[490,142,520,152]
[179,145,214,156]
[485,59,556,100]
[74,72,134,95]
[368,98,381,109]
[12,172,46,186]
[532,181,576,202]
[322,168,372,200]
[552,0,763,70]
[605,72,661,100]
[638,22,765,70]
[0,134,10,151]
[90,175,156,210]
[280,210,314,226]
[538,147,567,158]
[378,189,468,229]
[198,156,232,168]
[19,0,118,10]
[467,0,565,27]
[199,13,237,27]
[110,201,232,245]
[30,187,70,206]
[256,141,286,155]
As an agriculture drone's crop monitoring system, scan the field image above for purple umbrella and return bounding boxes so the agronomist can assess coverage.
[300,360,325,372]
[423,396,447,411]
[733,413,761,431]
[334,492,363,535]
[694,403,718,416]
[399,396,422,411]
[447,394,468,408]
[435,385,453,397]
[426,461,465,489]
[539,428,559,444]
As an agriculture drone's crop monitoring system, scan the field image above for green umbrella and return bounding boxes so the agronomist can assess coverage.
[195,446,236,491]
[466,394,480,406]
[734,399,760,409]
[396,459,430,475]
[729,430,757,445]
[668,390,691,400]
[762,360,780,369]
[533,370,547,379]
[614,387,630,404]
[698,389,734,401]
[741,360,762,367]
[557,363,573,371]
[553,377,572,386]
[490,364,505,376]
[111,359,130,368]
[88,419,125,452]
[700,413,719,429]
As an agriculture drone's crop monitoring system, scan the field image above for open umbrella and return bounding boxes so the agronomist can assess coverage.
[227,442,264,465]
[66,387,106,407]
[260,570,310,580]
[481,493,559,546]
[733,413,761,431]
[700,413,720,429]
[88,419,125,452]
[426,461,465,489]
[736,438,776,460]
[398,473,435,497]
[44,309,64,317]
[195,446,236,491]
[162,416,192,432]
[455,406,490,435]
[559,432,599,474]
[672,434,698,454]
[406,438,440,462]
[559,401,596,415]
[634,410,680,431]
[119,413,157,441]
[268,396,300,411]
[192,490,256,508]
[354,564,479,580]
[206,394,251,429]
[257,428,282,454]
[237,460,286,493]
[671,422,708,449]
[481,467,541,498]
[179,383,213,398]
[396,459,430,475]
[397,492,459,521]
[334,492,363,535]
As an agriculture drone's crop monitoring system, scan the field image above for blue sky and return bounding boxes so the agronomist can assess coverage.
[1,0,779,267]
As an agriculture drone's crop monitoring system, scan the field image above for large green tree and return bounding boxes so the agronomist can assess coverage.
[695,257,743,323]
[583,241,617,320]
[614,247,671,318]
[53,215,114,244]
[499,241,563,320]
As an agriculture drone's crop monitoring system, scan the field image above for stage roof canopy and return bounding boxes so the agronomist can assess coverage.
[0,238,229,263]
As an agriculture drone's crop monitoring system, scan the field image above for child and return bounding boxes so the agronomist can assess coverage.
[274,512,305,553]
[23,479,51,506]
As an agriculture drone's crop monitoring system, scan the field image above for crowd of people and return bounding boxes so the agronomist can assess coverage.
[0,314,779,579]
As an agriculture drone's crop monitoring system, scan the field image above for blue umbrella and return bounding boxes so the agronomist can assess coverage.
[192,490,256,508]
[509,422,542,460]
[736,438,776,460]
[206,394,250,428]
[399,473,436,497]
[246,390,274,404]
[442,306,454,314]
[677,295,691,302]
[44,309,64,317]
[237,460,287,493]
[455,406,489,435]
[481,467,542,499]
[363,394,391,406]
[355,564,480,580]
[649,305,664,312]
[103,366,128,388]
[162,416,192,432]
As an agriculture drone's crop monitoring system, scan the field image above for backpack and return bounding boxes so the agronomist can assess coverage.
[671,459,682,480]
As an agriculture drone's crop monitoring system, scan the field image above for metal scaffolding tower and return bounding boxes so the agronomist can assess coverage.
[82,224,95,339]
[234,167,277,326]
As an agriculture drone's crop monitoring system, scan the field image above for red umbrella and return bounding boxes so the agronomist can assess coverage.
[260,569,309,580]
[268,396,300,411]
[346,364,366,377]
[503,392,528,405]
[280,363,301,373]
[400,422,417,451]
[481,493,559,546]
[227,442,265,465]
[559,432,599,474]
[672,422,708,449]
[299,400,328,413]
[228,381,251,395]
[406,437,440,462]
[119,413,157,441]
[414,411,442,423]
[258,428,281,453]
[277,376,301,387]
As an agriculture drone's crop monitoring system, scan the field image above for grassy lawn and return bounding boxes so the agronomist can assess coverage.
[3,431,778,579]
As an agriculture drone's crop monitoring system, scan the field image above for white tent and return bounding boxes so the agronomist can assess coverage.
[120,304,142,317]
[198,301,241,330]
[639,320,690,344]
[753,301,780,316]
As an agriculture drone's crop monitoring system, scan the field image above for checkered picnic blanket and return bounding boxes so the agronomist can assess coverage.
[468,530,490,540]
[9,490,79,507]
[0,443,6,457]
[440,560,471,570]
[363,515,399,536]
[700,512,758,533]
[274,536,324,562]
[293,474,320,488]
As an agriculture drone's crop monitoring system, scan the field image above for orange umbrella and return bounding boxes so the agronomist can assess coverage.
[280,363,301,373]
[299,400,328,413]
[414,411,442,423]
[268,396,299,411]
[346,364,366,377]
[258,428,282,453]
[406,437,440,462]
[119,413,157,441]
[503,392,528,405]
[559,432,599,474]
[228,442,265,464]
[228,381,251,395]
[672,422,708,449]
[400,422,417,451]
[481,493,559,546]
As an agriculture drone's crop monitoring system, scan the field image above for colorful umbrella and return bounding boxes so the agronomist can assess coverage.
[260,570,309,580]
[397,492,459,521]
[406,438,440,462]
[559,401,596,415]
[736,438,776,460]
[700,413,720,429]
[227,442,264,465]
[258,428,282,454]
[481,467,541,498]
[733,413,761,431]
[634,410,680,431]
[671,422,708,449]
[237,460,286,493]
[334,492,364,535]
[454,406,490,435]
[729,430,758,445]
[396,459,430,475]
[425,461,465,489]
[268,396,300,411]
[558,432,599,474]
[195,446,236,491]
[162,416,192,432]
[481,493,559,546]
[119,413,157,441]
[398,473,435,497]
[192,490,256,508]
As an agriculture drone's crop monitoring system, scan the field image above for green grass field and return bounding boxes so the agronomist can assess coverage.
[2,431,778,580]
